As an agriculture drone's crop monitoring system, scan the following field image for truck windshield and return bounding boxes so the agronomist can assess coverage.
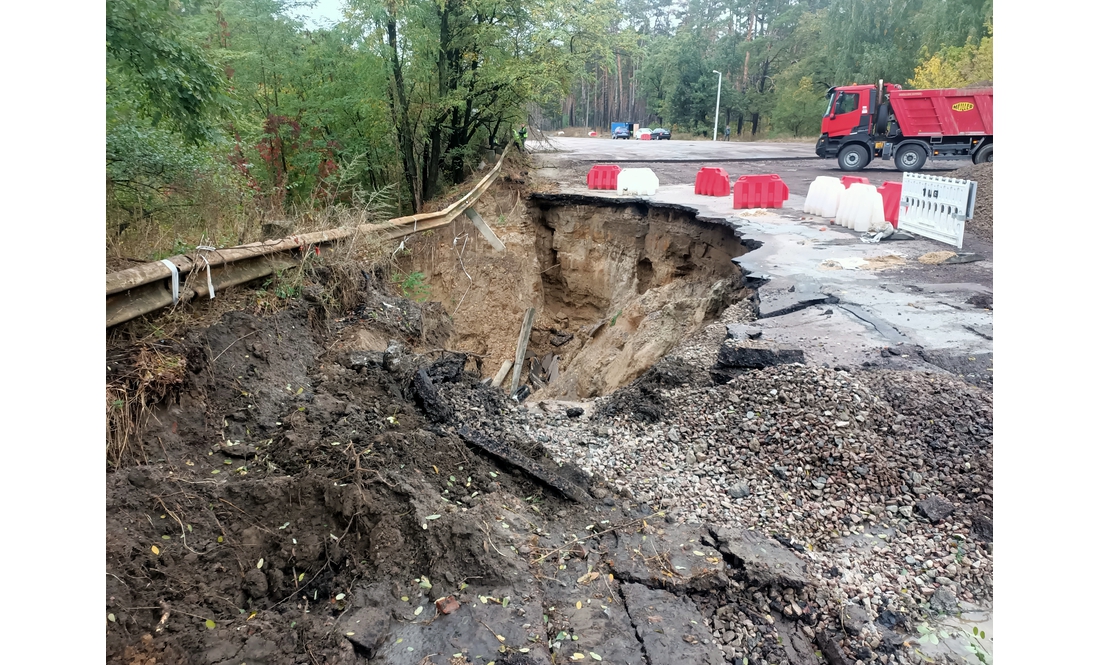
[823,92,836,117]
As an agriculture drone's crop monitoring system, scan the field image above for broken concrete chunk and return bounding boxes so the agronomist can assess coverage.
[915,495,955,523]
[604,524,728,592]
[620,582,724,665]
[412,369,453,423]
[712,527,810,589]
[714,338,806,370]
[457,427,591,502]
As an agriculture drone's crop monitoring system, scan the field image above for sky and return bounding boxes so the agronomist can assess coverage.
[290,0,347,30]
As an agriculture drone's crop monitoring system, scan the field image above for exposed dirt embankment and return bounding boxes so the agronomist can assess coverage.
[396,189,754,399]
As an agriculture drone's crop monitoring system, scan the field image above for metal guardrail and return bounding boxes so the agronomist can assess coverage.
[106,144,512,327]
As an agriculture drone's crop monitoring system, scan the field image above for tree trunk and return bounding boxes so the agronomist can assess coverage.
[741,4,756,92]
[384,7,420,212]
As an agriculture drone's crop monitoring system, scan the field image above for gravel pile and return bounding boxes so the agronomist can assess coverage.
[531,364,994,621]
[946,162,993,242]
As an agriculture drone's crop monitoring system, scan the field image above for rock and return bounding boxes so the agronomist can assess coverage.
[566,407,584,418]
[592,487,609,499]
[971,515,993,542]
[841,604,870,636]
[915,495,956,523]
[728,483,751,499]
[382,341,406,372]
[898,506,913,519]
[713,527,810,589]
[929,587,958,614]
[686,451,697,464]
[668,428,681,443]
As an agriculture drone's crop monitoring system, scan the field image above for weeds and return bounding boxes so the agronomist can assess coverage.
[393,271,431,302]
[106,344,188,468]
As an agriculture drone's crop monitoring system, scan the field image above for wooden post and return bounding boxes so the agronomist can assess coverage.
[491,360,514,388]
[510,307,536,397]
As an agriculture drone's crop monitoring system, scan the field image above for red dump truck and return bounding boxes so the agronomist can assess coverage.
[815,82,993,172]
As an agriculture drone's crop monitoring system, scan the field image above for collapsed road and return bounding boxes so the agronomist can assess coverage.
[106,139,992,665]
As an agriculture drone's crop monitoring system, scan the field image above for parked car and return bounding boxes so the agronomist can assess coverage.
[651,128,671,140]
[612,126,631,139]
[638,128,653,139]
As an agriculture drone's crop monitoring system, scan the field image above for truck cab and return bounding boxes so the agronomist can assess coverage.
[816,84,885,171]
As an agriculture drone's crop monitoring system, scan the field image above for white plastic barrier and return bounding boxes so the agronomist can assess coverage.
[835,183,887,233]
[897,173,976,249]
[803,176,845,217]
[617,168,659,196]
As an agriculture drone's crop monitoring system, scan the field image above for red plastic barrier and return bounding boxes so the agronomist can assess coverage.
[841,175,870,188]
[877,181,902,227]
[639,132,652,140]
[694,167,731,197]
[587,164,621,190]
[732,174,789,209]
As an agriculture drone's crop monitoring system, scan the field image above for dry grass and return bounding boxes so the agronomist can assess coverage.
[106,343,188,469]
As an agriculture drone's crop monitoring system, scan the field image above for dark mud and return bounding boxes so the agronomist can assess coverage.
[107,270,978,665]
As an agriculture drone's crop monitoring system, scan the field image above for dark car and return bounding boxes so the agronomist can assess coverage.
[612,126,631,139]
[651,128,671,140]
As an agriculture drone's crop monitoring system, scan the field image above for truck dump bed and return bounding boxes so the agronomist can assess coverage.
[889,86,993,137]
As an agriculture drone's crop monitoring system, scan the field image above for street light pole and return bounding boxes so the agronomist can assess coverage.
[712,70,722,141]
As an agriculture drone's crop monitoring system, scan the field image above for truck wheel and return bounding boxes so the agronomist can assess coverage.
[838,145,869,171]
[894,145,927,172]
[974,144,993,164]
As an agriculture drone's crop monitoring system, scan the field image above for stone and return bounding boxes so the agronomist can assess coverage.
[566,407,584,418]
[971,515,993,542]
[929,587,958,614]
[915,495,956,523]
[382,341,406,372]
[728,483,751,499]
[842,604,870,636]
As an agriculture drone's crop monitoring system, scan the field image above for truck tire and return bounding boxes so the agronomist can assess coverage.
[973,144,992,164]
[894,144,927,172]
[838,144,870,171]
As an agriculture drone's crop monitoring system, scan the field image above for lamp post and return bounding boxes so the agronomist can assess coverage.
[712,70,722,141]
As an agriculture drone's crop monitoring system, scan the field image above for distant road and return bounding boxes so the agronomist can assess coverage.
[529,135,818,163]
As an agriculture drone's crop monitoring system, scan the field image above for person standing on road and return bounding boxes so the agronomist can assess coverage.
[724,124,731,141]
[513,125,528,151]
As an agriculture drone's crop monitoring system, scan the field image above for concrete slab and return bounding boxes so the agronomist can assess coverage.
[620,582,725,665]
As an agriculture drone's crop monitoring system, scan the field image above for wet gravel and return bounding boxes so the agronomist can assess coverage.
[531,364,993,618]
